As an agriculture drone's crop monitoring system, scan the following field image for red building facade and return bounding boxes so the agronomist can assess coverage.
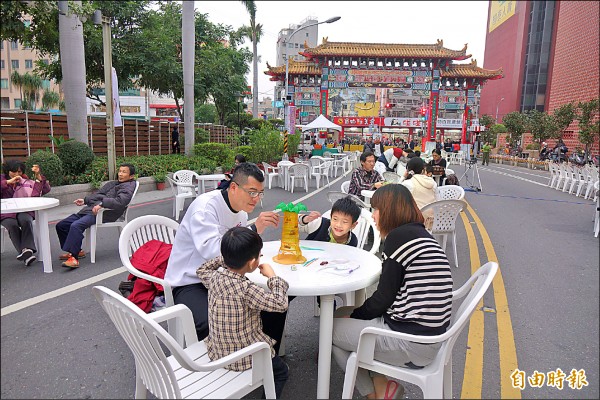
[480,0,599,154]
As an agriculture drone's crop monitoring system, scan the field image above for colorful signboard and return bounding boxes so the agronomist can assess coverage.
[489,0,516,32]
[325,68,432,89]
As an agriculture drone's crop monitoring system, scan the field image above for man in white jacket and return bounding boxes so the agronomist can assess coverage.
[374,147,405,176]
[164,163,286,349]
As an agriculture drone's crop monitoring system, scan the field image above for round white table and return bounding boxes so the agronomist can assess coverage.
[196,173,225,194]
[1,197,59,273]
[248,240,382,399]
[277,160,295,191]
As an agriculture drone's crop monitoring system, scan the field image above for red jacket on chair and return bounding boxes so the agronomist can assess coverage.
[127,239,173,313]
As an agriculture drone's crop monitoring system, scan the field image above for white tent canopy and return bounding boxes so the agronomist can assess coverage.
[301,114,342,132]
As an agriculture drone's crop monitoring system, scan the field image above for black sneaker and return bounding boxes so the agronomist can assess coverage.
[17,249,33,262]
[24,254,37,267]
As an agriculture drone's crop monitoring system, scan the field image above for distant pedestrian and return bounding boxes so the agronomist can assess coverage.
[172,126,180,154]
[481,142,491,166]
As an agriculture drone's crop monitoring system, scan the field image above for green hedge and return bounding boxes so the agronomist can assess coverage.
[58,140,95,176]
[192,143,234,170]
[25,150,63,187]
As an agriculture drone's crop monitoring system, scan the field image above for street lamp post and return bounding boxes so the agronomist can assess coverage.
[495,97,505,123]
[283,16,341,131]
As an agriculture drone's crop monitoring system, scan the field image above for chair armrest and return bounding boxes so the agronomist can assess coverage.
[199,341,272,370]
[148,303,199,347]
[356,326,447,365]
[95,207,113,225]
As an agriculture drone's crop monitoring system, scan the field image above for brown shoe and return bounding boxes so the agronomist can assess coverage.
[59,251,85,260]
[61,256,80,269]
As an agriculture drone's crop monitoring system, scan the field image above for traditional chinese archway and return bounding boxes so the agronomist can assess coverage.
[265,38,503,148]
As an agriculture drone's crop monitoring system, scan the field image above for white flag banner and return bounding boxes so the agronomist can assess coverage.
[111,67,122,127]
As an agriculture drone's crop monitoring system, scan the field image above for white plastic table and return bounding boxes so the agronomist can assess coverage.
[195,173,225,194]
[1,197,59,273]
[361,189,376,207]
[277,161,295,191]
[247,240,382,399]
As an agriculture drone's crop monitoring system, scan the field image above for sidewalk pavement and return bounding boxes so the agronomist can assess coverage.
[46,188,174,224]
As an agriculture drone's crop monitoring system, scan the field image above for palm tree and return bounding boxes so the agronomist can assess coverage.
[10,71,42,110]
[41,90,61,111]
[240,0,262,119]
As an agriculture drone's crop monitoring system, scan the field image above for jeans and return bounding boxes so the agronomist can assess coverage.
[56,213,97,258]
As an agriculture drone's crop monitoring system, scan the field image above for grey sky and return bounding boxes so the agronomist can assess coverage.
[195,1,490,101]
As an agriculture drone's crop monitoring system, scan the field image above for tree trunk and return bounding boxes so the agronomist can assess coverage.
[252,33,258,119]
[58,0,88,144]
[182,0,195,155]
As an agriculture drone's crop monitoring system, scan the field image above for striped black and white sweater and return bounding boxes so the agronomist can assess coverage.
[350,222,453,336]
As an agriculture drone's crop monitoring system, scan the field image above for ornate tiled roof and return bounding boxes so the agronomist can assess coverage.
[264,60,322,80]
[301,38,470,60]
[441,59,503,80]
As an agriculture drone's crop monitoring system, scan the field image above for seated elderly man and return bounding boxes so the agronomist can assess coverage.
[56,163,137,269]
[348,151,384,201]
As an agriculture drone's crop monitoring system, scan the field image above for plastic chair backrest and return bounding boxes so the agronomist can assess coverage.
[420,199,466,234]
[289,163,309,177]
[435,185,465,201]
[173,170,198,195]
[322,208,380,253]
[341,181,350,193]
[326,191,368,209]
[119,215,178,307]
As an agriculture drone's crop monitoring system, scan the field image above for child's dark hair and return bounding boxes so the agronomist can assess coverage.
[425,164,434,175]
[331,196,361,223]
[234,154,247,163]
[2,160,26,176]
[221,226,263,270]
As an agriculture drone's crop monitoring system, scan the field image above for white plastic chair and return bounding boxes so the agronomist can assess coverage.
[326,191,369,209]
[166,175,195,221]
[383,171,402,184]
[341,262,498,400]
[86,180,140,264]
[419,199,466,269]
[1,225,6,253]
[92,286,277,399]
[311,161,332,188]
[1,220,39,254]
[261,162,281,190]
[341,180,350,194]
[288,164,310,193]
[332,155,349,177]
[435,185,465,201]
[594,181,599,238]
[119,214,180,342]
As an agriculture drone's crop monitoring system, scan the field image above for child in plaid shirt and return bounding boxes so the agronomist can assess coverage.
[196,226,289,398]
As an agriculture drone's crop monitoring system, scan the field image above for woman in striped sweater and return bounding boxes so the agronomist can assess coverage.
[332,184,453,399]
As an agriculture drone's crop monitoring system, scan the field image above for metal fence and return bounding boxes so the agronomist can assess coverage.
[0,110,238,162]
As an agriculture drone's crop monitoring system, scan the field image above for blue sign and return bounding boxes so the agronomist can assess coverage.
[273,101,284,108]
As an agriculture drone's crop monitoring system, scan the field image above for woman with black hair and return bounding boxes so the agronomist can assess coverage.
[1,160,51,266]
[331,184,453,399]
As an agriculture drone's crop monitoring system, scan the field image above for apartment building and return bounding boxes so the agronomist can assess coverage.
[0,39,61,110]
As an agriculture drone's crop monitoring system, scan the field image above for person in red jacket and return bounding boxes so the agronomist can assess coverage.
[1,160,51,266]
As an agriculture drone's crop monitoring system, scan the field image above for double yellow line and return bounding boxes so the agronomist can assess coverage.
[459,202,521,399]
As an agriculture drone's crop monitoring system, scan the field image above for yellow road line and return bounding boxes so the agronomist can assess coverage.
[459,210,484,399]
[466,203,521,399]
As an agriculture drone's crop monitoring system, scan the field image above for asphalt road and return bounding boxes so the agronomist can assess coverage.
[1,162,598,399]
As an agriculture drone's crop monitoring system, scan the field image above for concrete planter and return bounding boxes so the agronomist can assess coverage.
[46,177,156,206]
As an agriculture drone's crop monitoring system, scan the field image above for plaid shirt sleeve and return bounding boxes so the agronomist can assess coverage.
[196,256,224,289]
[349,168,384,196]
[244,276,289,313]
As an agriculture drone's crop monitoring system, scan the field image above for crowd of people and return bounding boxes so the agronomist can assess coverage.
[2,146,456,399]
